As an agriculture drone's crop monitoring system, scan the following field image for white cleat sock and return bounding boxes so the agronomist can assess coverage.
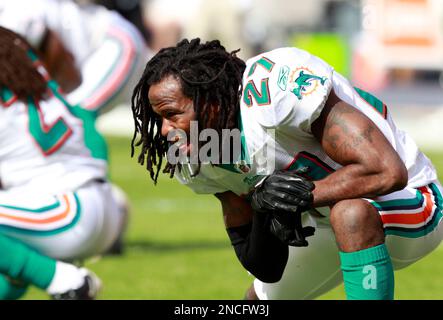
[46,261,85,295]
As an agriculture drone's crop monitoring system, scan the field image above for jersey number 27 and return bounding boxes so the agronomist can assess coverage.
[242,57,274,107]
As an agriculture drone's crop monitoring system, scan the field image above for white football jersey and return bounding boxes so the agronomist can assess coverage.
[175,47,438,196]
[0,0,123,66]
[0,60,107,194]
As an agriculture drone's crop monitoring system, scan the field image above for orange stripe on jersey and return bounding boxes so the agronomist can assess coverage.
[380,186,433,225]
[0,195,71,224]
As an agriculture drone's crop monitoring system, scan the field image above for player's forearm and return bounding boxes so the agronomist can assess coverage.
[312,162,407,207]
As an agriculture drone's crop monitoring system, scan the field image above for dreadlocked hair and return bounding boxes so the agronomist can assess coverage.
[0,26,47,102]
[131,38,246,184]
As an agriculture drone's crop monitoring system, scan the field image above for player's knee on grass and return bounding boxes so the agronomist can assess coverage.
[330,199,384,252]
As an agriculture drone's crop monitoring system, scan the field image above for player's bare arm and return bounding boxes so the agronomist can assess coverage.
[216,191,253,228]
[311,89,408,208]
[215,191,288,282]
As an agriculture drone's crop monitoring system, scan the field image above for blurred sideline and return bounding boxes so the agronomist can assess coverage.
[389,104,443,151]
[97,105,135,138]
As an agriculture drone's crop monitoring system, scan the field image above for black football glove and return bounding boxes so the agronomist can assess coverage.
[251,169,314,214]
[251,168,316,246]
[269,210,315,247]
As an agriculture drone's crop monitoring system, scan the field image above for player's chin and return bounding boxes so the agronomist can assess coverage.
[179,142,193,157]
[167,140,194,160]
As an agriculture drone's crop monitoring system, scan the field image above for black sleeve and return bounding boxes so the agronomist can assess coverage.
[226,213,289,283]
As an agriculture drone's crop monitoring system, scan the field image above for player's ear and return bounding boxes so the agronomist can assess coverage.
[38,29,82,93]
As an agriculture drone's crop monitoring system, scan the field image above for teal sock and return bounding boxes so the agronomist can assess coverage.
[0,274,29,300]
[339,243,394,300]
[0,234,56,290]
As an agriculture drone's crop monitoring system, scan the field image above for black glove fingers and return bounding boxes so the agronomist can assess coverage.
[271,187,312,203]
[288,239,309,247]
[268,210,316,247]
[287,227,315,246]
[272,212,297,227]
[265,189,303,206]
[302,226,316,238]
[269,218,293,242]
[272,201,301,213]
[287,228,309,247]
[265,183,311,203]
[268,179,314,195]
[279,171,316,191]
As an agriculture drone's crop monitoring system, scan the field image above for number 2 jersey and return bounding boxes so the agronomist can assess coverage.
[175,47,438,196]
[0,59,108,194]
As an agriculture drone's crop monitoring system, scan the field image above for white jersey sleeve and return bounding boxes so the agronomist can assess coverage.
[175,164,229,194]
[0,0,47,47]
[242,47,334,135]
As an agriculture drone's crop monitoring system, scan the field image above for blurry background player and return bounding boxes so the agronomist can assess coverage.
[0,26,127,299]
[0,0,151,253]
[0,0,151,115]
[93,0,152,46]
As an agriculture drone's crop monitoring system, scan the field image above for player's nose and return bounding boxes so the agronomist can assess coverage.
[161,118,174,137]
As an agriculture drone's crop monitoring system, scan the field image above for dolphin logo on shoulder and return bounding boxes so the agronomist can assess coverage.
[290,68,328,100]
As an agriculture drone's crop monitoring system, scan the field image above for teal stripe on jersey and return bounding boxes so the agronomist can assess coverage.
[0,193,82,236]
[26,49,39,62]
[69,105,108,161]
[27,97,72,155]
[371,189,423,211]
[48,80,108,161]
[216,114,251,174]
[286,152,334,181]
[0,87,14,104]
[384,211,442,238]
[238,113,250,164]
[384,184,443,238]
[354,87,387,118]
[23,48,108,161]
[0,198,60,214]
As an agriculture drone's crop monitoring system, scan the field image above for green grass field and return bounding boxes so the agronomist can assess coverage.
[23,136,443,300]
